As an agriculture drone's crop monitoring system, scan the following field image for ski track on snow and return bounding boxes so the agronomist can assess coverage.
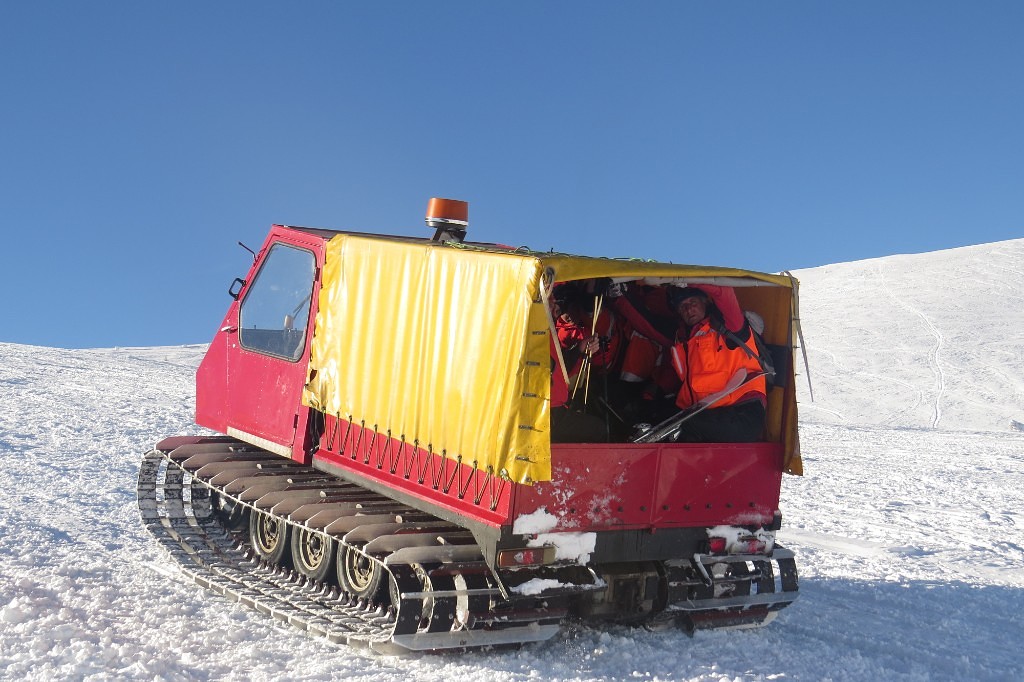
[875,262,947,428]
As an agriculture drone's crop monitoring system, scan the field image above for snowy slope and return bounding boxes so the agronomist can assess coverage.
[1,240,1023,681]
[796,238,1024,432]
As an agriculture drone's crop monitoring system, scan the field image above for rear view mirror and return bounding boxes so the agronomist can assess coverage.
[228,277,246,300]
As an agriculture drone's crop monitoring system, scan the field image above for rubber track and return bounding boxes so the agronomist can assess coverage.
[137,442,561,653]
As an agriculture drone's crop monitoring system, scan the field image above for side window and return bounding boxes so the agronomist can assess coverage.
[239,243,316,361]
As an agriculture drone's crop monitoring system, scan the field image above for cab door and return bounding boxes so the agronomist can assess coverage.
[226,238,318,458]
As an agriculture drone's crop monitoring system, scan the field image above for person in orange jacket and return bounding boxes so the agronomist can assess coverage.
[666,284,767,442]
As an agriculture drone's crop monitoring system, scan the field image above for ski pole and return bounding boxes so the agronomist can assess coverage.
[632,369,766,443]
[584,294,603,405]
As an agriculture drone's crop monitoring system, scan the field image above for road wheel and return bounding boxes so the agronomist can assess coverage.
[336,545,388,603]
[249,508,290,567]
[290,527,336,583]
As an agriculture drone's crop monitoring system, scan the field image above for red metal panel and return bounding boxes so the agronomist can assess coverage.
[514,444,659,530]
[227,348,307,445]
[512,442,784,532]
[313,416,512,526]
[650,442,783,527]
[195,305,234,434]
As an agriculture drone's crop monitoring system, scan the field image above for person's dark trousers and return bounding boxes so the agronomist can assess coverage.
[673,400,765,443]
[551,406,608,443]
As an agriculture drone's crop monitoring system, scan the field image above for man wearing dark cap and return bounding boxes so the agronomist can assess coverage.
[666,284,767,442]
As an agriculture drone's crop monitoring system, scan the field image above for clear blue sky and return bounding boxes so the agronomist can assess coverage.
[2,2,1021,349]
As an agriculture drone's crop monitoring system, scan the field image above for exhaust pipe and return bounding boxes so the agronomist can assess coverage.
[426,197,468,243]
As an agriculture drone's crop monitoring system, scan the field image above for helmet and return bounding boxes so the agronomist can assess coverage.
[552,282,586,310]
[667,286,708,309]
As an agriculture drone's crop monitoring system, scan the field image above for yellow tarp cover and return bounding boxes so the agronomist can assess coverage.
[303,235,801,483]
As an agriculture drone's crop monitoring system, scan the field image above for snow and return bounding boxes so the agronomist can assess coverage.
[528,532,597,564]
[2,239,1023,680]
[705,526,776,555]
[514,509,597,565]
[513,508,560,534]
[512,578,575,597]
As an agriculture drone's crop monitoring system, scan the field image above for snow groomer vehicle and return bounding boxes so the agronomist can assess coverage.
[138,198,803,653]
